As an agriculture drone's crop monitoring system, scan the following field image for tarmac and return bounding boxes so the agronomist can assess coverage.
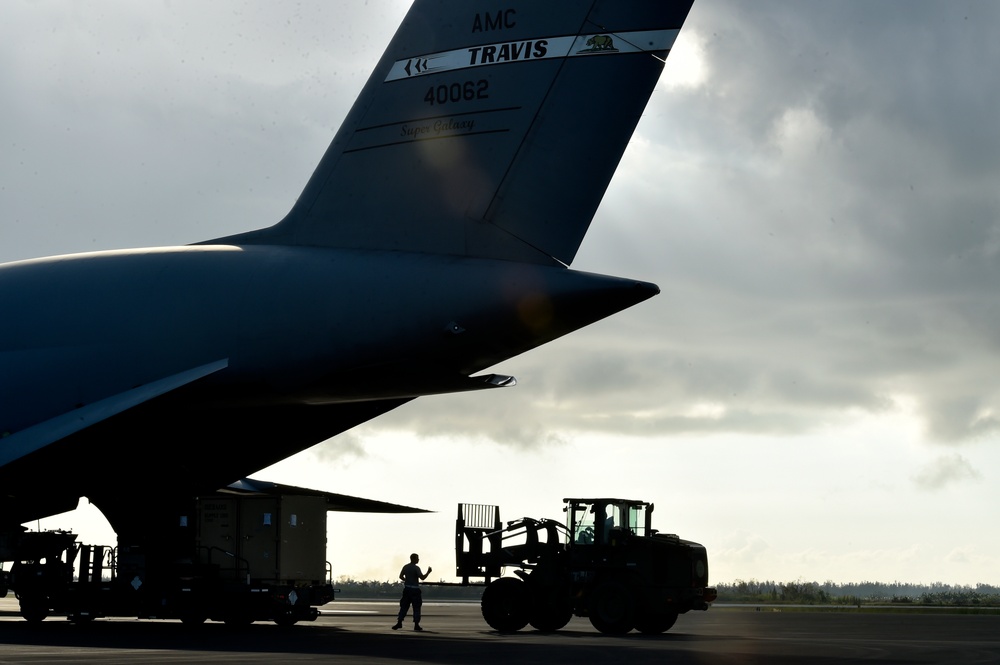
[1,596,999,663]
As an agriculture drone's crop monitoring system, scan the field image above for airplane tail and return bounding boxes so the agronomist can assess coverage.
[210,0,694,267]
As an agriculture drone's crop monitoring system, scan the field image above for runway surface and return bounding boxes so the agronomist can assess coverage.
[1,597,999,663]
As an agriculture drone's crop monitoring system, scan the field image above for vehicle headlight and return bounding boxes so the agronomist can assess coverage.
[695,559,706,580]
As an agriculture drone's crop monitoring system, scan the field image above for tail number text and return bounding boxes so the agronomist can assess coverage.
[425,80,489,106]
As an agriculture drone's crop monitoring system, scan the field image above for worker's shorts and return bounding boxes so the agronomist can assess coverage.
[399,587,422,620]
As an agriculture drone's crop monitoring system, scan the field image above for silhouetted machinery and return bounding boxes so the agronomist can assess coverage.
[2,487,342,625]
[455,498,716,634]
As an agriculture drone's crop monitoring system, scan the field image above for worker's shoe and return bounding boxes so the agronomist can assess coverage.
[391,622,402,630]
[414,624,423,631]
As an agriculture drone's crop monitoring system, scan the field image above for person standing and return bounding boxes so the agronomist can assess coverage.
[392,553,431,631]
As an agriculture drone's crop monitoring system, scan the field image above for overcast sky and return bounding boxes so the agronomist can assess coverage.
[5,0,1000,586]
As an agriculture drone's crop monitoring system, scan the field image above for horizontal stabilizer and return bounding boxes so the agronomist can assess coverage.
[304,372,515,404]
[483,374,517,388]
[223,478,429,513]
[0,359,228,467]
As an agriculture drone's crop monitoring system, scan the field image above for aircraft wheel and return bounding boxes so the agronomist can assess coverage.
[274,615,298,627]
[588,580,636,635]
[634,610,678,634]
[481,577,529,632]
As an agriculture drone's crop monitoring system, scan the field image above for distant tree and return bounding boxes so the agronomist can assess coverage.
[714,579,1000,607]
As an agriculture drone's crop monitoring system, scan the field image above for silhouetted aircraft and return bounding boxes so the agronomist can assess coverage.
[1,1,693,548]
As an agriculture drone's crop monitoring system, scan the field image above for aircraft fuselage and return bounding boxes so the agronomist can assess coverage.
[1,245,655,470]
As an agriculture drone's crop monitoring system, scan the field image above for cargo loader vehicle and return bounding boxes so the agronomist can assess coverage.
[455,498,716,634]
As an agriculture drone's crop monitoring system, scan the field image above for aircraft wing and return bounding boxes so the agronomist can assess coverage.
[0,359,228,468]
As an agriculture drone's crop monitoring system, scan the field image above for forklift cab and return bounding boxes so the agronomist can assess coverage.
[565,498,653,546]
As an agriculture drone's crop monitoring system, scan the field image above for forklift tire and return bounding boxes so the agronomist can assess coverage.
[481,577,529,632]
[529,604,572,632]
[635,610,678,634]
[19,597,49,623]
[528,584,573,632]
[527,570,572,632]
[180,612,208,626]
[588,580,636,635]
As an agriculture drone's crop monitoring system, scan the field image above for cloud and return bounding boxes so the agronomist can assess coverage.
[913,454,983,491]
[310,431,368,464]
[364,385,569,450]
[717,530,772,564]
[580,0,1000,446]
[943,547,999,569]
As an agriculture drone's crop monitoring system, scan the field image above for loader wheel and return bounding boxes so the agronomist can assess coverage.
[481,577,529,632]
[588,581,635,635]
[529,602,572,632]
[179,612,207,626]
[635,610,678,634]
[19,596,49,623]
[528,584,572,632]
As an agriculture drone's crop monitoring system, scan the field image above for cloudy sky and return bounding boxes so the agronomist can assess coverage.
[4,0,1000,586]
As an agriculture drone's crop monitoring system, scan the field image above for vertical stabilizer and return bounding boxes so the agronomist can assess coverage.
[212,1,694,266]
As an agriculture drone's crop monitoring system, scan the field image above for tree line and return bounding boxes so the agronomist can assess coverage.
[332,577,1000,606]
[713,580,1000,606]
